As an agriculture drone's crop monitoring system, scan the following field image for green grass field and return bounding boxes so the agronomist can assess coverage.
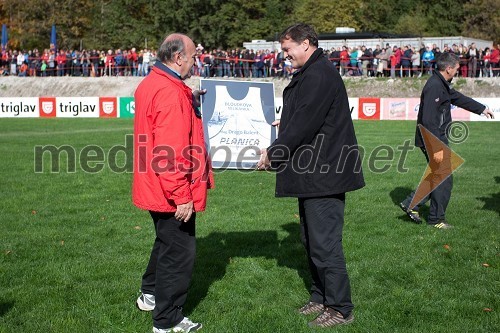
[0,119,498,333]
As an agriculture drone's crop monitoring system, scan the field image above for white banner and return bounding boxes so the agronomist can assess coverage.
[0,97,39,118]
[349,97,359,120]
[56,97,100,118]
[469,98,500,121]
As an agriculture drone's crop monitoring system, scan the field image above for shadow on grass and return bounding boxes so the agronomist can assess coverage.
[185,222,309,313]
[0,301,14,317]
[477,176,500,216]
[389,186,429,222]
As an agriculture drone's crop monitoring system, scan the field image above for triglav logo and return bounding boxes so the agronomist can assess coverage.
[41,101,53,114]
[99,97,117,118]
[102,101,115,114]
[363,103,377,117]
[39,97,56,118]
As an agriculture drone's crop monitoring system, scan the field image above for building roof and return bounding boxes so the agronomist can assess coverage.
[318,32,417,40]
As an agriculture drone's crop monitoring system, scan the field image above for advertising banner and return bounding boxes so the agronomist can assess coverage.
[99,97,117,118]
[467,98,500,122]
[119,97,135,118]
[382,98,407,120]
[200,79,276,169]
[349,97,359,120]
[358,97,381,120]
[39,97,57,118]
[56,97,100,118]
[450,104,471,121]
[0,97,39,118]
[407,98,420,121]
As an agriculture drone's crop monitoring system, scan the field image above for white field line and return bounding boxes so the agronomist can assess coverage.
[0,127,132,138]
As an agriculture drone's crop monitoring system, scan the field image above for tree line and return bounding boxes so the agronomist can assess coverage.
[1,0,498,51]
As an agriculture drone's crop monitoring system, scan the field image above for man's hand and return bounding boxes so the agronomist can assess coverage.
[482,109,495,119]
[272,120,280,134]
[433,150,444,163]
[193,89,207,108]
[257,148,270,170]
[175,201,194,222]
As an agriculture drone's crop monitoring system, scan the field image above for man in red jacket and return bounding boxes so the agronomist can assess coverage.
[133,33,213,333]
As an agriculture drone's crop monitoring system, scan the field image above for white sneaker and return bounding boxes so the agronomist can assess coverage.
[153,317,202,332]
[136,293,155,311]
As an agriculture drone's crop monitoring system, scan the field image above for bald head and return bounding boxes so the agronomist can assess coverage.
[157,33,197,79]
[157,33,195,64]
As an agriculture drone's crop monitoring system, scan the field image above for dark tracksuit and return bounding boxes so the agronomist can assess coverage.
[402,69,485,223]
[267,48,365,318]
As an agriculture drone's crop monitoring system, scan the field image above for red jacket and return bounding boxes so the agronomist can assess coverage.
[490,49,500,64]
[133,63,213,212]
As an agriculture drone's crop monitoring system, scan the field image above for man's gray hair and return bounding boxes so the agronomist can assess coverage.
[436,52,459,71]
[157,37,185,63]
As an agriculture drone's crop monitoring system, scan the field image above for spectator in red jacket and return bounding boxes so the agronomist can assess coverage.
[490,44,500,77]
[56,50,66,76]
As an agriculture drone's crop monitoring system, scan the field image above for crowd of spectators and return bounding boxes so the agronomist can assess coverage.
[1,41,499,78]
[329,42,500,78]
[0,47,156,77]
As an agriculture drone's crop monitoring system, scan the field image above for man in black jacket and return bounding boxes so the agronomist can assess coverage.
[258,23,364,328]
[400,52,494,229]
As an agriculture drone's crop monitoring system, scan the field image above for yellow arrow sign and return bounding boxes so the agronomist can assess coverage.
[409,124,465,210]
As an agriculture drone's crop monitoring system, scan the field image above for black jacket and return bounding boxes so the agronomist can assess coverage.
[268,48,365,198]
[415,70,485,150]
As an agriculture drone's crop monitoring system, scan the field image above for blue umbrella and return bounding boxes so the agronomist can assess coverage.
[50,25,57,52]
[1,24,7,51]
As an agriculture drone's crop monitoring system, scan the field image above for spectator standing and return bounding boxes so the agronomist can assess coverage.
[422,45,435,75]
[411,47,421,77]
[481,47,491,77]
[339,46,349,76]
[142,48,151,76]
[467,43,479,78]
[490,44,499,77]
[362,46,372,77]
[401,45,412,77]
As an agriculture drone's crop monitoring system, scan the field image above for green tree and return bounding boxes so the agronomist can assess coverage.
[294,0,362,33]
[424,0,467,36]
[463,0,500,43]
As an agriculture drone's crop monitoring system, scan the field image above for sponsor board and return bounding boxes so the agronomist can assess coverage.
[39,97,57,118]
[468,98,500,122]
[450,104,471,121]
[349,98,359,120]
[358,98,380,120]
[99,97,117,118]
[56,97,100,118]
[407,98,420,121]
[0,97,39,118]
[119,97,135,118]
[382,98,407,120]
[0,96,493,121]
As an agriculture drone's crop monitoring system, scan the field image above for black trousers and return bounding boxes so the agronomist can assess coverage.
[402,147,453,223]
[142,211,196,329]
[299,194,354,318]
